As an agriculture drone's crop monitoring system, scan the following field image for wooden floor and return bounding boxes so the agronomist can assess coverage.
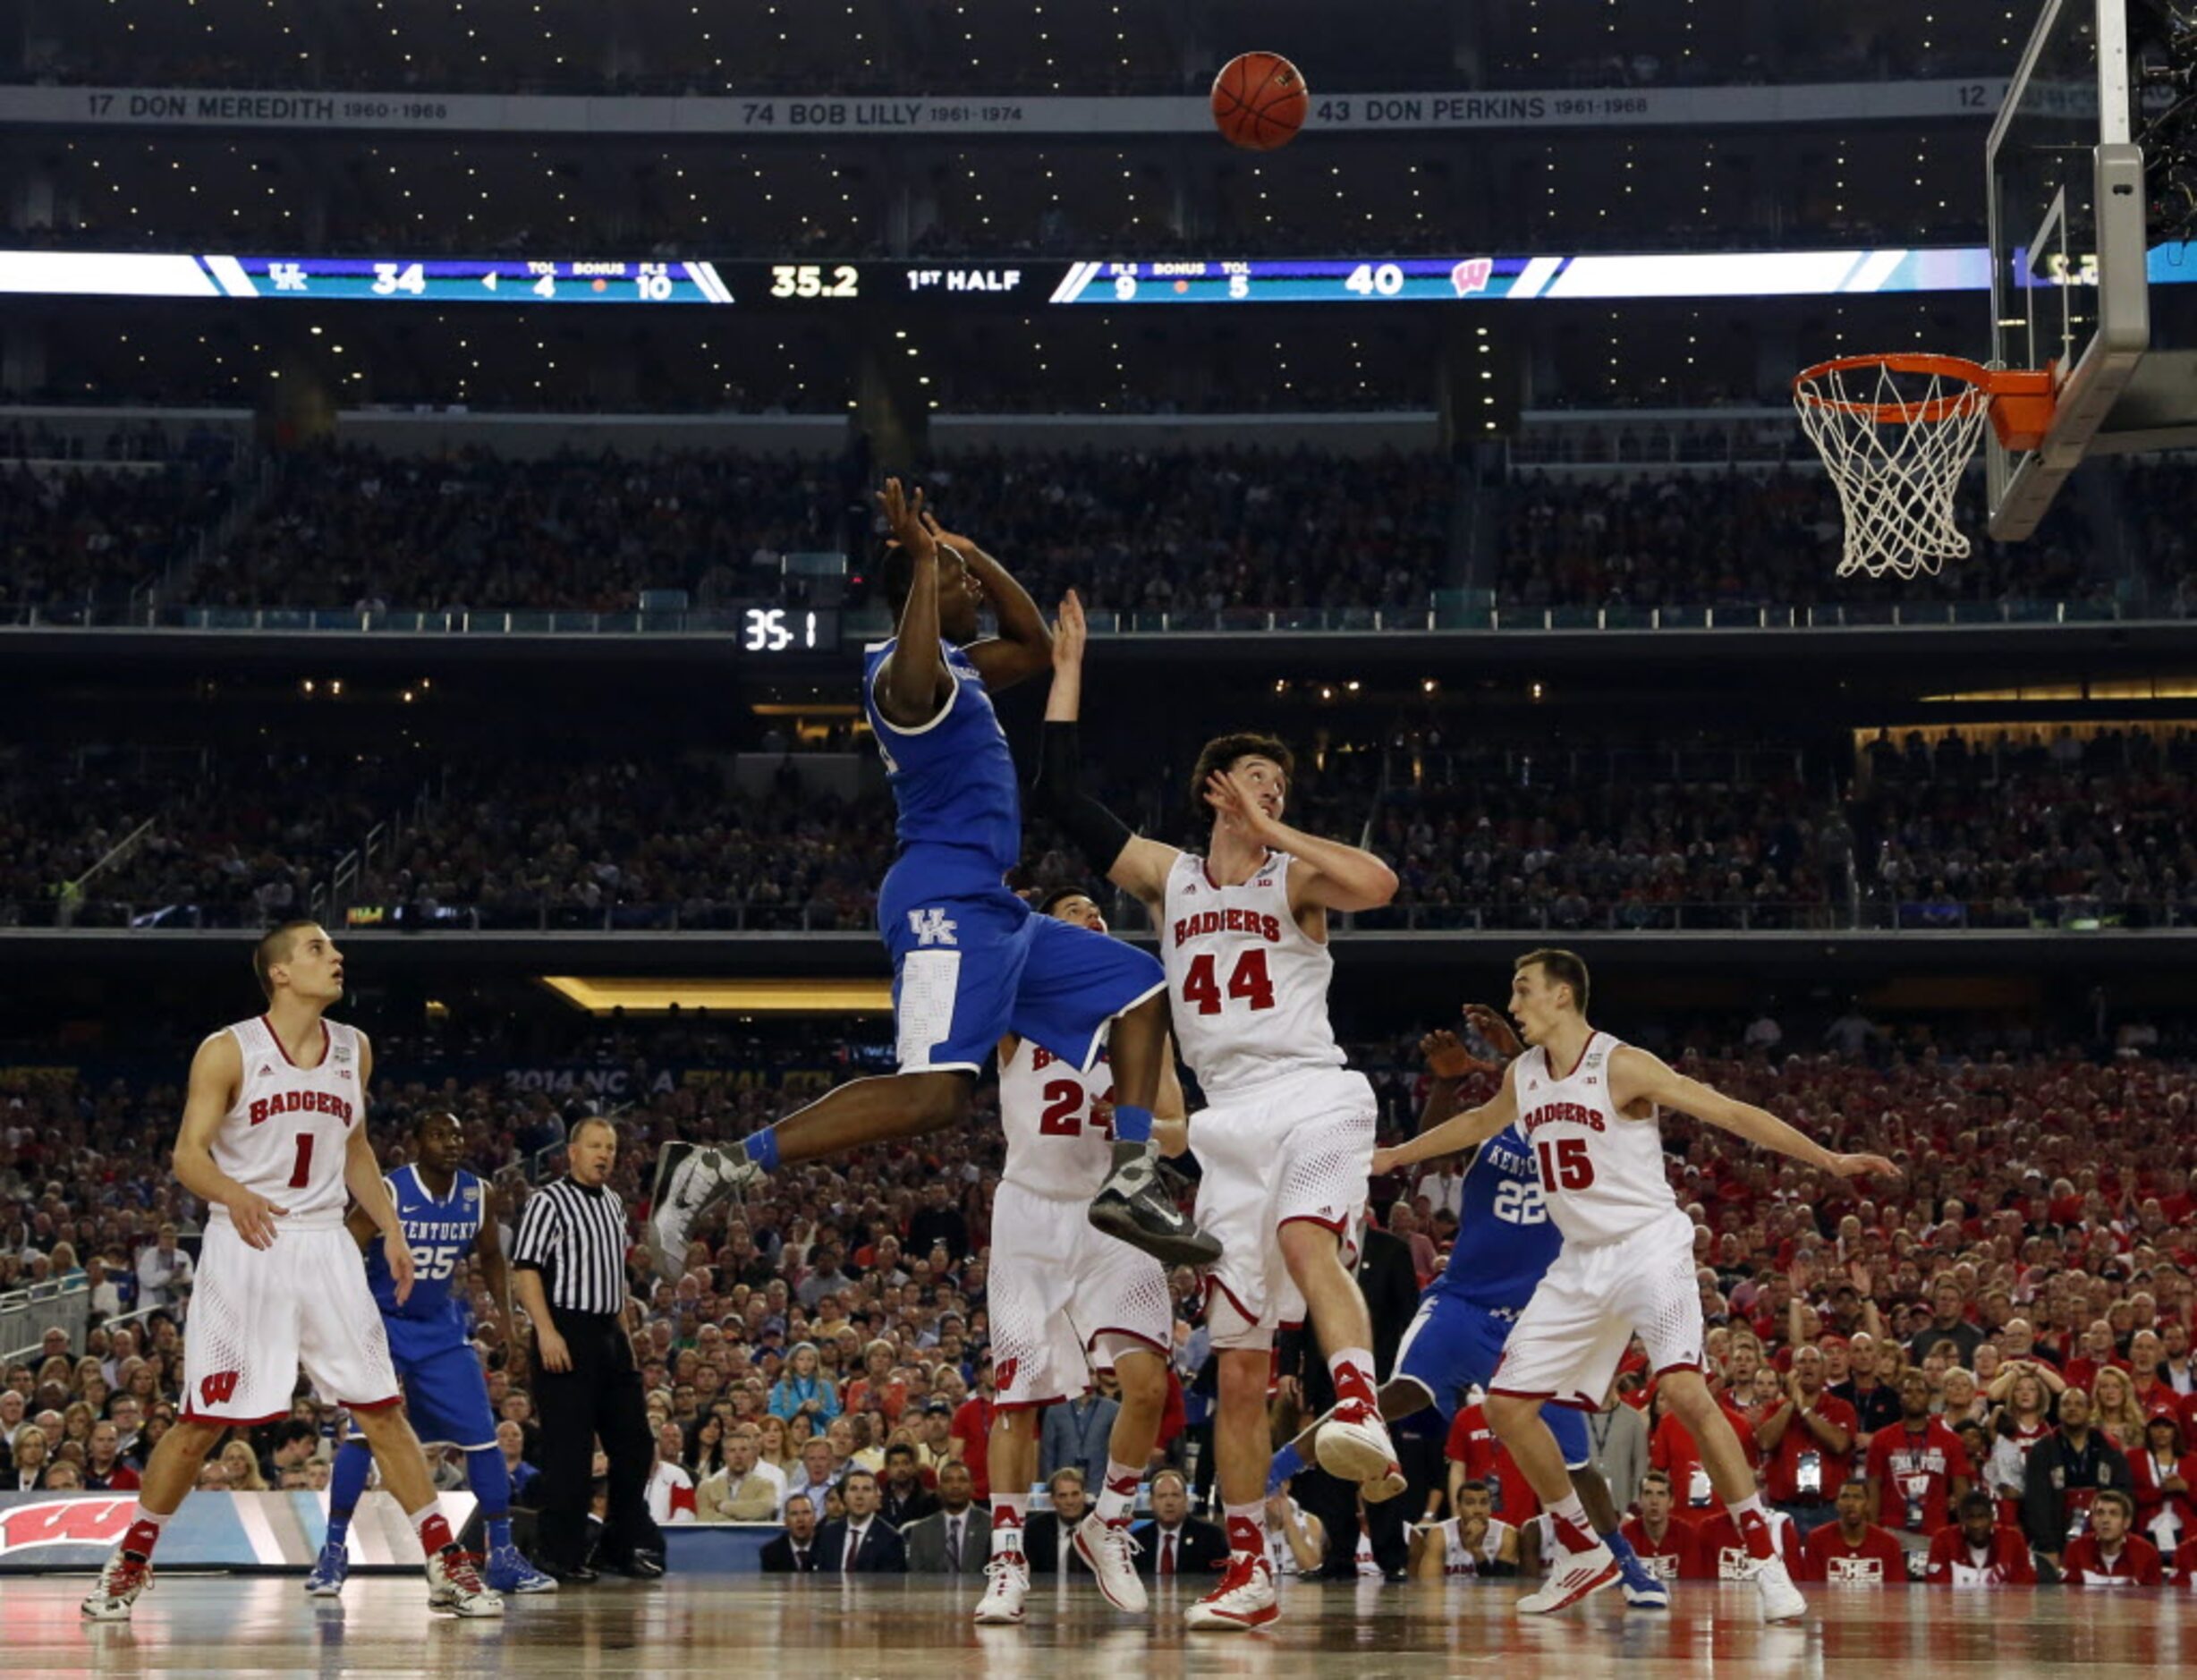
[4,1574,2185,1677]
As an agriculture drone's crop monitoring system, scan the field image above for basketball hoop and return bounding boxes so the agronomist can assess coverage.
[1792,353,2056,580]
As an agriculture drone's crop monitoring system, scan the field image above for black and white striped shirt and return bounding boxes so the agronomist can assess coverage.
[512,1177,631,1316]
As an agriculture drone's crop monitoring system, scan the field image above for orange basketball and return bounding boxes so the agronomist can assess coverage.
[1211,51,1308,151]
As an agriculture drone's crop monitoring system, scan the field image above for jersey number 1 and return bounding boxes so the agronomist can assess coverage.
[1180,948,1277,1015]
[289,1133,316,1190]
[1535,1137,1595,1192]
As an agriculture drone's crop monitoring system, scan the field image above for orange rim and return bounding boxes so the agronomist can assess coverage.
[1792,352,2054,425]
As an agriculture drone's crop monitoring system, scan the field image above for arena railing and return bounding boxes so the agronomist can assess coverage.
[4,598,2191,635]
[0,1279,89,1367]
[11,896,2187,935]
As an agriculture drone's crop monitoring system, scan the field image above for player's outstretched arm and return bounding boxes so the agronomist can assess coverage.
[1030,589,1178,904]
[1607,1046,1899,1182]
[344,1034,417,1303]
[872,479,952,728]
[172,1031,286,1249]
[1204,765,1398,913]
[926,510,1053,693]
[1372,1071,1518,1175]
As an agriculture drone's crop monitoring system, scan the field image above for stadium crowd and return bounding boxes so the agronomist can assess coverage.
[5,1013,2197,1586]
[1495,471,2145,613]
[15,445,2197,618]
[8,726,2196,935]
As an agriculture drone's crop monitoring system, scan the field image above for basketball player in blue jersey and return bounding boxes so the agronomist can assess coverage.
[309,1111,556,1598]
[648,479,1214,1277]
[1268,1010,1668,1608]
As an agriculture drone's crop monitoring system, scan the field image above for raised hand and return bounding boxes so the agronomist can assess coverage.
[1053,589,1087,667]
[1462,1003,1523,1062]
[1420,1030,1475,1080]
[875,477,935,564]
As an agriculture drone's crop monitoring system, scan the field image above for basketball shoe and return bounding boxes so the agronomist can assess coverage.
[1088,1144,1220,1268]
[1073,1512,1148,1613]
[426,1549,505,1616]
[974,1550,1031,1625]
[303,1540,349,1597]
[80,1547,153,1621]
[1184,1551,1278,1632]
[1516,1538,1620,1615]
[646,1141,764,1283]
[1751,1554,1806,1623]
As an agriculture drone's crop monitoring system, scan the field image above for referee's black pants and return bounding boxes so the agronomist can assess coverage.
[533,1310,661,1571]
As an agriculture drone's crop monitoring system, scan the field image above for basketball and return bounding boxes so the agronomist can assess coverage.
[1211,51,1309,151]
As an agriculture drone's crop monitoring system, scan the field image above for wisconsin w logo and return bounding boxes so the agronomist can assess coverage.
[199,1370,241,1408]
[907,908,958,946]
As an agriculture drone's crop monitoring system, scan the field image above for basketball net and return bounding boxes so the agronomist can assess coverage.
[1792,355,1994,580]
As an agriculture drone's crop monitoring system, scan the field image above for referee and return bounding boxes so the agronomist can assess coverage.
[510,1115,664,1582]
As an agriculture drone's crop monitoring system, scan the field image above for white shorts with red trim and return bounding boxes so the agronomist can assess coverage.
[988,1179,1173,1408]
[1192,1066,1375,1352]
[1489,1207,1702,1410]
[180,1218,400,1425]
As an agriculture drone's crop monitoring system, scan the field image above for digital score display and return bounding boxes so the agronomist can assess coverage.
[0,247,2039,307]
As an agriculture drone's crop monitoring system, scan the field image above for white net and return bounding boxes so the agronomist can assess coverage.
[1793,357,1993,580]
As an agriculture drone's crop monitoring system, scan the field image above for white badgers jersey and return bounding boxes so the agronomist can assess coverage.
[1159,848,1345,1097]
[1510,1031,1675,1246]
[997,1035,1117,1200]
[215,1014,365,1229]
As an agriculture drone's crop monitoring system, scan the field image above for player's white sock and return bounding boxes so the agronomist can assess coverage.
[991,1493,1030,1556]
[1328,1346,1378,1408]
[120,1504,170,1558]
[1095,1458,1141,1526]
[1546,1493,1596,1553]
[1222,1501,1270,1564]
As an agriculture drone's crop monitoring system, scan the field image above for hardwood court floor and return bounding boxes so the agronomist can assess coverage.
[3,1573,2183,1678]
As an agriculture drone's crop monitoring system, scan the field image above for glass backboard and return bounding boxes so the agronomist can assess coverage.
[1985,0,2151,539]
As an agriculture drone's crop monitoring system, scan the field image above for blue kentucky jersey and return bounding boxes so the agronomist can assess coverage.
[365,1164,485,1334]
[1432,1123,1564,1312]
[861,636,1021,878]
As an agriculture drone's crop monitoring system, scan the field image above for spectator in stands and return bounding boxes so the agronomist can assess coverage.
[1759,1346,1857,1537]
[1586,1380,1649,1515]
[1802,1478,1906,1584]
[647,1422,698,1526]
[1132,1468,1226,1580]
[903,1461,988,1576]
[1832,1331,1903,1446]
[2091,1368,2149,1450]
[697,1423,780,1523]
[2022,1387,2133,1576]
[876,1440,938,1528]
[82,1421,140,1492]
[1618,1469,1698,1583]
[261,1420,318,1487]
[2060,1489,2163,1585]
[219,1438,267,1491]
[1924,1488,2037,1587]
[1867,1370,1972,1557]
[760,1492,824,1574]
[1022,1467,1097,1580]
[948,1362,997,1504]
[769,1343,840,1424]
[134,1224,191,1313]
[787,1437,838,1507]
[814,1467,906,1574]
[1039,1381,1119,1492]
[2129,1408,2194,1556]
[497,1421,539,1506]
[6,1425,49,1489]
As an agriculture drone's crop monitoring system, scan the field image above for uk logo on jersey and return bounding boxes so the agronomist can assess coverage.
[907,908,959,946]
